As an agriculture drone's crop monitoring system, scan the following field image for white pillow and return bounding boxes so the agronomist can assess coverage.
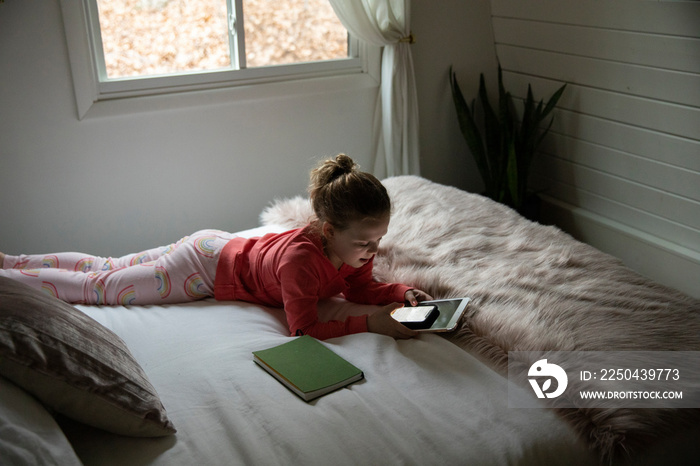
[0,375,82,466]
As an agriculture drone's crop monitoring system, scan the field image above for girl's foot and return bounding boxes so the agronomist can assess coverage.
[0,252,5,268]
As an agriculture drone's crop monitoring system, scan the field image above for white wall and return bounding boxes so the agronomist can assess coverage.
[490,0,700,297]
[413,0,497,192]
[0,0,494,257]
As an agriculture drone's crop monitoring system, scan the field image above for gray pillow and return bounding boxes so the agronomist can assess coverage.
[0,277,176,437]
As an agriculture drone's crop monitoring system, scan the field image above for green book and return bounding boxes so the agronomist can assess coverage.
[252,335,364,402]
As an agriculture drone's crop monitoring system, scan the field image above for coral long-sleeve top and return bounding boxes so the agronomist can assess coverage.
[214,226,410,340]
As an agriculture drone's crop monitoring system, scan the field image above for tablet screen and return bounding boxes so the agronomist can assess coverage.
[416,298,470,333]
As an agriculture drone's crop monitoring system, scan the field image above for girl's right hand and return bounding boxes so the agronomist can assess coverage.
[367,303,418,339]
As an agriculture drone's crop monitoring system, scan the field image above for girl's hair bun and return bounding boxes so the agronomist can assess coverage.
[310,153,358,188]
[334,153,357,173]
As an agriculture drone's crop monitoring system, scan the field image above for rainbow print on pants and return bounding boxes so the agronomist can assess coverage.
[184,273,208,299]
[129,252,150,266]
[12,259,29,269]
[75,258,94,272]
[41,281,59,298]
[42,255,59,268]
[101,258,115,271]
[194,236,216,258]
[118,285,137,305]
[92,279,106,304]
[155,265,171,299]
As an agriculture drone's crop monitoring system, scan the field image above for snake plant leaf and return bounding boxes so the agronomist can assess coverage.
[480,73,501,197]
[541,83,567,120]
[506,138,519,207]
[450,67,492,195]
[530,83,566,159]
[496,66,516,198]
[521,85,535,137]
[519,85,538,166]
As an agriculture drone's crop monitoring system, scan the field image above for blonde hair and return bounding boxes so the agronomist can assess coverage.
[308,154,391,230]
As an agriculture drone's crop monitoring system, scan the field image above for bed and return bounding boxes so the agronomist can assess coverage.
[1,176,698,466]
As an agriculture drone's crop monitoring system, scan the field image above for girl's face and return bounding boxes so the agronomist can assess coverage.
[322,215,389,270]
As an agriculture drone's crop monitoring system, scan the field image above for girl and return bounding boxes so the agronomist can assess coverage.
[0,154,431,340]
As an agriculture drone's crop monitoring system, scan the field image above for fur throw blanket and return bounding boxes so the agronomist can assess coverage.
[261,175,700,464]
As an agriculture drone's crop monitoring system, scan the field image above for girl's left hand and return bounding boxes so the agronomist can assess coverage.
[405,289,433,306]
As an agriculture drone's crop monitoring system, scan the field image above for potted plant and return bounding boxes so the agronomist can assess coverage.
[449,64,566,219]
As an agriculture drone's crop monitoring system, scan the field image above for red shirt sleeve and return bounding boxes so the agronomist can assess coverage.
[278,246,369,340]
[342,258,412,305]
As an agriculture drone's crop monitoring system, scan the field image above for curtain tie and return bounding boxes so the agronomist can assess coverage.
[399,33,416,44]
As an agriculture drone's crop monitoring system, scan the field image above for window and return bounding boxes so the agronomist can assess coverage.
[94,0,351,79]
[60,0,373,118]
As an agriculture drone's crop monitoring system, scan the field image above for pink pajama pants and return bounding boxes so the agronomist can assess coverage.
[0,230,236,305]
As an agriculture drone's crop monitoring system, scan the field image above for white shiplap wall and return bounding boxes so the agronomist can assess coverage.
[489,0,700,297]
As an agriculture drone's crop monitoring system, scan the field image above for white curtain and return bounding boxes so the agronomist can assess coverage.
[328,0,420,178]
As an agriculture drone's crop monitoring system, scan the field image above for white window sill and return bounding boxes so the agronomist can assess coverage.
[79,70,380,120]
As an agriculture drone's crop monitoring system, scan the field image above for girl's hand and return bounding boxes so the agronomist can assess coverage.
[404,289,433,306]
[367,303,418,339]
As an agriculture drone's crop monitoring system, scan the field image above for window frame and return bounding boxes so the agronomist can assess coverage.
[60,0,374,119]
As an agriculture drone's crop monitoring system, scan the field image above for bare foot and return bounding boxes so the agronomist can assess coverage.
[0,252,4,269]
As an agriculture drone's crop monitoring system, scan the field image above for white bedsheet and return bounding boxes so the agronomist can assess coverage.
[60,226,597,465]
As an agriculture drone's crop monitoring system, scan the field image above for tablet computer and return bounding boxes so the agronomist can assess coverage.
[408,298,471,333]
